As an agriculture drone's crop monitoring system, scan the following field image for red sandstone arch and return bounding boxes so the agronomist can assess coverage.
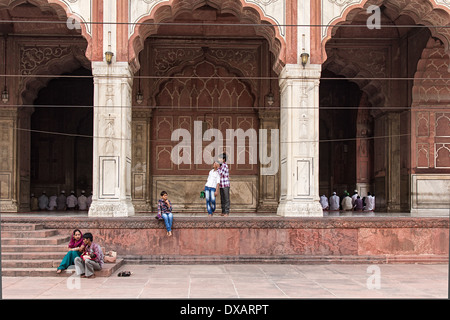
[19,45,91,105]
[0,0,94,60]
[320,0,450,64]
[128,0,286,74]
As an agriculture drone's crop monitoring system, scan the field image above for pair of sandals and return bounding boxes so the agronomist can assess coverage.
[117,271,132,277]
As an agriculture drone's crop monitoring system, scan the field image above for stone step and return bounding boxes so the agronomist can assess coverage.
[1,244,69,253]
[1,235,70,246]
[1,222,123,277]
[2,259,57,269]
[1,229,59,238]
[1,259,124,277]
[1,223,44,231]
[2,251,65,260]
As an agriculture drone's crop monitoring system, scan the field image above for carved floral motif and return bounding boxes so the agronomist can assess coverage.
[20,46,71,75]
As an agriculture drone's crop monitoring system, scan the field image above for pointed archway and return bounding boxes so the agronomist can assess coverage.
[319,0,448,213]
[0,0,93,212]
[129,3,281,213]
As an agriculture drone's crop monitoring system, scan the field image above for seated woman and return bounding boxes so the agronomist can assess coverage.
[56,229,85,274]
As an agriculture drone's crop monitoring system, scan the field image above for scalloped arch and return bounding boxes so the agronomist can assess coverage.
[128,0,286,75]
[0,0,94,60]
[320,0,450,63]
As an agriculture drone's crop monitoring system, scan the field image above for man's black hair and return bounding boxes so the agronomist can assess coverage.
[83,232,93,241]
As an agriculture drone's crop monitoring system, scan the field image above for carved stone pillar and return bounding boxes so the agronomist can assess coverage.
[131,109,152,212]
[89,61,135,217]
[355,94,373,197]
[277,64,323,217]
[0,108,18,212]
[258,109,280,212]
[386,112,401,212]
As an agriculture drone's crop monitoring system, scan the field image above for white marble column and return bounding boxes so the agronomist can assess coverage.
[88,61,135,217]
[277,64,323,217]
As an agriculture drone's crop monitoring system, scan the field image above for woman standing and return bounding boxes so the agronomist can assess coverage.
[204,161,221,216]
[56,229,85,274]
[158,191,173,236]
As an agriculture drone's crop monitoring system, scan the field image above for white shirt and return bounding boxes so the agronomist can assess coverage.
[78,195,88,210]
[47,195,57,210]
[38,195,48,210]
[351,193,358,205]
[342,196,353,210]
[205,169,220,189]
[320,195,329,209]
[66,195,78,208]
[365,195,375,211]
[329,195,340,210]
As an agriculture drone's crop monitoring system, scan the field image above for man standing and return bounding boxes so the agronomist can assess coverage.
[74,232,104,279]
[217,153,230,216]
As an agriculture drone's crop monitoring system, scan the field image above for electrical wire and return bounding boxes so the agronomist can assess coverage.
[0,74,449,81]
[5,103,450,110]
[7,123,412,145]
[0,19,450,28]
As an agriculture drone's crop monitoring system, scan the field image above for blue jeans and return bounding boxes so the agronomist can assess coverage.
[205,186,216,215]
[162,212,173,232]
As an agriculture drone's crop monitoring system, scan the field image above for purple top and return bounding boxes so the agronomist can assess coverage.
[158,199,172,215]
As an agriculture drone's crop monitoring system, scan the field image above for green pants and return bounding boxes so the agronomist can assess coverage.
[57,250,81,270]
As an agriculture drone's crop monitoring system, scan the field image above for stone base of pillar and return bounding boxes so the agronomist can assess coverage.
[277,200,323,217]
[88,200,135,217]
[0,200,19,213]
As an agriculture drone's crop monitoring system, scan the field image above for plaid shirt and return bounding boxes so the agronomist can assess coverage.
[84,242,104,268]
[218,162,230,188]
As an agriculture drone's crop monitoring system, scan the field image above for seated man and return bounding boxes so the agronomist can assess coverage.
[74,232,104,278]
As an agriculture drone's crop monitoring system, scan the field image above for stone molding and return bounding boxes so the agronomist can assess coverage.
[3,216,447,229]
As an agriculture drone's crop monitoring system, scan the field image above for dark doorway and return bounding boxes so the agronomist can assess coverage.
[31,67,93,197]
[319,70,362,197]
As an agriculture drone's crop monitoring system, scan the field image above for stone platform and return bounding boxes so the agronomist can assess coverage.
[1,212,448,265]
